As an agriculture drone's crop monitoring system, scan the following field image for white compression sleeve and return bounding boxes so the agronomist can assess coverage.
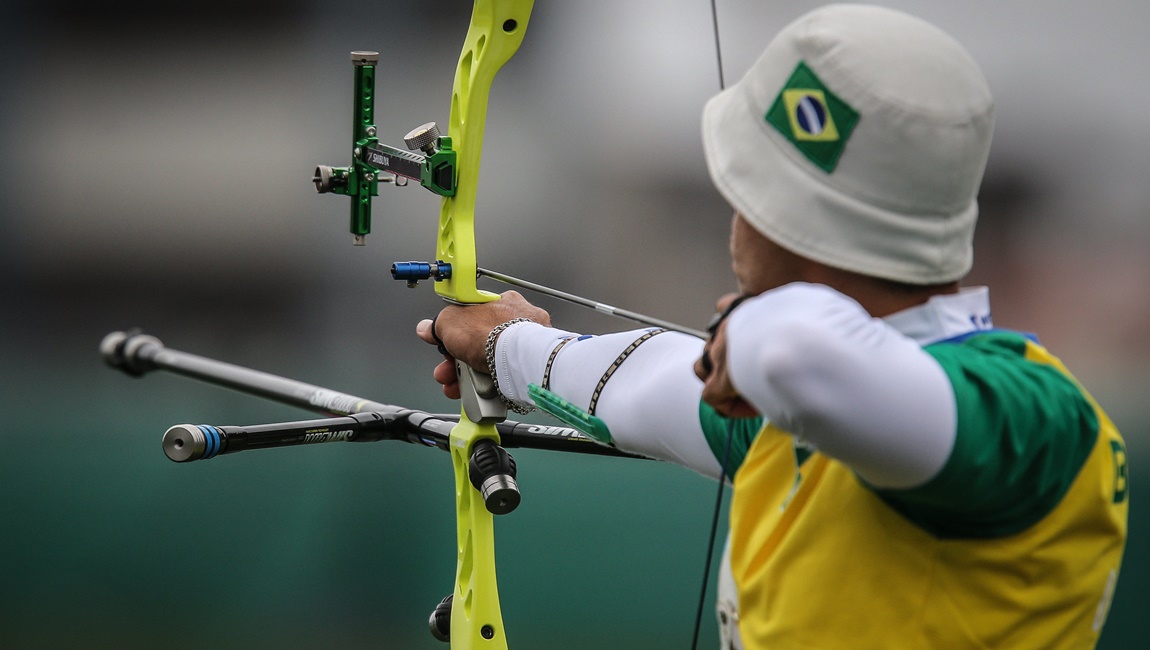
[725,283,957,489]
[495,323,723,479]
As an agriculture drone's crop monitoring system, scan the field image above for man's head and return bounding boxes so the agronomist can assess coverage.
[703,4,994,287]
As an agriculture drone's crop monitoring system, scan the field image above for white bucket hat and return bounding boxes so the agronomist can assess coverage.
[702,4,995,284]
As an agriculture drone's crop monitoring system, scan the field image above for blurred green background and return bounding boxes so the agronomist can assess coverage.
[1,1,1146,648]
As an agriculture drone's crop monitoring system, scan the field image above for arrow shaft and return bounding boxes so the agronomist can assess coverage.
[477,267,706,339]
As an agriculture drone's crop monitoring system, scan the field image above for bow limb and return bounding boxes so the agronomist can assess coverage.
[436,0,534,305]
[440,2,534,649]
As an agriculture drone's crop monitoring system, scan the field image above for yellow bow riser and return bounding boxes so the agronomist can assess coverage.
[440,2,535,649]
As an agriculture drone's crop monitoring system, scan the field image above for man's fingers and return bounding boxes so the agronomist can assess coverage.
[433,359,462,400]
[416,319,436,345]
[419,291,553,403]
[708,395,758,419]
[694,347,714,381]
[714,292,742,314]
[433,358,457,385]
[696,312,759,417]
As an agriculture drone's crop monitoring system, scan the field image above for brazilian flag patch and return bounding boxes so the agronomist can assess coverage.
[765,62,859,173]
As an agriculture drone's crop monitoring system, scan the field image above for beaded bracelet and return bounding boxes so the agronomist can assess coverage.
[484,318,535,414]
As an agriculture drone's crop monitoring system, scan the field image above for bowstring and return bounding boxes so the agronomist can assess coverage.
[690,424,735,650]
[710,0,727,90]
[690,5,730,643]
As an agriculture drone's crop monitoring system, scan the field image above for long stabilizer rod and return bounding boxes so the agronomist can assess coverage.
[100,330,644,461]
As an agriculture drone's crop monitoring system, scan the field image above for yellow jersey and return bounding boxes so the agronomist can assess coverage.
[722,332,1127,648]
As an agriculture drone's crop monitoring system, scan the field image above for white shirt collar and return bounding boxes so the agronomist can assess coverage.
[882,286,993,346]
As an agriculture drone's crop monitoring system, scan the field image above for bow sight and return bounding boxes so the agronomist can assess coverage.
[313,51,458,246]
[311,50,709,339]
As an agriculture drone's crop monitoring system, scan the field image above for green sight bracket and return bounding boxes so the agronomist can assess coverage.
[313,51,458,245]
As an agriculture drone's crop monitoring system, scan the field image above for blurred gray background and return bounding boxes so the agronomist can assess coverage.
[0,0,1146,648]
